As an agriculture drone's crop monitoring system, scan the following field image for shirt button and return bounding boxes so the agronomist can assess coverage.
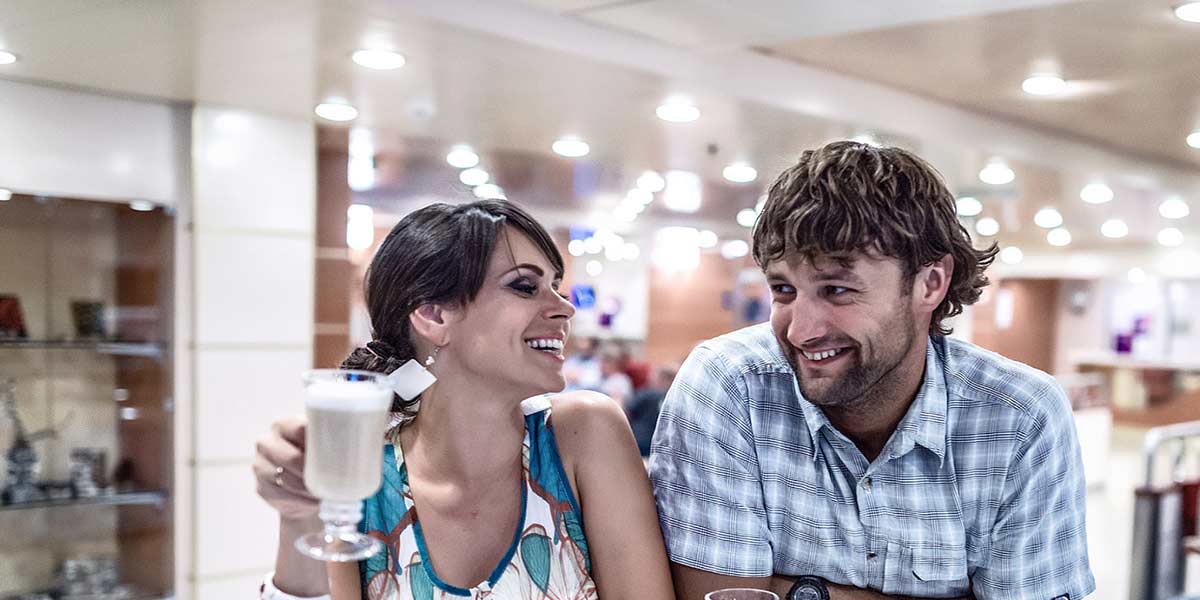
[861,476,872,491]
[867,552,878,560]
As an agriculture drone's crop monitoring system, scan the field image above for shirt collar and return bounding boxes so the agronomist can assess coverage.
[790,337,949,464]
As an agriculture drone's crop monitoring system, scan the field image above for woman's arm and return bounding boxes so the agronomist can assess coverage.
[552,391,674,599]
[327,563,362,600]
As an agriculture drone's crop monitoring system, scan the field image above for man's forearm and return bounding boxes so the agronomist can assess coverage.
[769,575,973,600]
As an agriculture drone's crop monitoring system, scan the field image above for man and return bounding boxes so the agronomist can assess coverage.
[649,141,1094,600]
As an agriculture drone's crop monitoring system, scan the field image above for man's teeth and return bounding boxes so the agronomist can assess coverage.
[526,338,564,353]
[802,348,844,361]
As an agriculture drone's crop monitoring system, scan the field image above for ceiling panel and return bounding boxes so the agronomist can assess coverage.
[761,0,1200,169]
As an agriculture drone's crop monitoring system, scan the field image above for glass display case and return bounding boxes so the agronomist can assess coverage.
[0,193,174,600]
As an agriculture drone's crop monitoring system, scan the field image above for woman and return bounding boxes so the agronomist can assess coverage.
[254,200,673,600]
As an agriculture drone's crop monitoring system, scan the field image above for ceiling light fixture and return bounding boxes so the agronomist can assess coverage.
[656,99,700,123]
[1047,227,1072,247]
[0,50,17,65]
[1128,267,1148,284]
[737,208,758,228]
[721,240,750,260]
[473,184,506,200]
[314,101,358,122]
[129,201,155,212]
[637,170,666,193]
[352,49,406,70]
[999,246,1024,265]
[975,217,1000,237]
[1160,196,1191,219]
[1101,218,1129,239]
[552,137,589,158]
[979,159,1015,185]
[956,196,983,217]
[1034,207,1064,229]
[459,168,489,187]
[1080,182,1113,204]
[0,188,11,201]
[1188,130,1200,149]
[1158,227,1184,247]
[1022,73,1067,96]
[663,170,702,213]
[1175,1,1200,22]
[585,260,603,277]
[722,163,758,184]
[446,146,480,169]
[698,230,719,249]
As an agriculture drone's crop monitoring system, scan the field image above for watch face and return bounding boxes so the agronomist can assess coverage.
[793,588,823,600]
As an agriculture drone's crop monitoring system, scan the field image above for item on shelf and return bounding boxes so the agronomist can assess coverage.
[69,448,109,498]
[40,480,74,501]
[70,300,109,340]
[0,294,28,339]
[60,556,136,600]
[1,379,54,505]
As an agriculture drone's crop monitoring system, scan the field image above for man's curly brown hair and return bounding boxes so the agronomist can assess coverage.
[752,141,997,336]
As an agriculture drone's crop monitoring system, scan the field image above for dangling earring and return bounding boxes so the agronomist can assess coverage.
[424,345,441,367]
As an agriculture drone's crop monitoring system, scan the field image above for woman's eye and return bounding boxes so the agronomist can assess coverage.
[509,280,538,294]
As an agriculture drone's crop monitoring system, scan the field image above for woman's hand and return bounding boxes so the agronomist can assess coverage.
[254,415,319,521]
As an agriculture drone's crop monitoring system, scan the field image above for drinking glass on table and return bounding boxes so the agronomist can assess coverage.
[294,369,393,561]
[704,589,779,600]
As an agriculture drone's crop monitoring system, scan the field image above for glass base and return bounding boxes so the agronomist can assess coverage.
[295,530,383,562]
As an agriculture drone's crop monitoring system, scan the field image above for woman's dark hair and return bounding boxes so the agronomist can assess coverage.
[752,141,997,336]
[340,200,564,414]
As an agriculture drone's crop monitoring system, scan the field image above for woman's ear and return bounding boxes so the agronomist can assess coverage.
[409,304,456,347]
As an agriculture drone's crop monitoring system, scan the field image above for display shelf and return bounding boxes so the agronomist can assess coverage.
[0,490,167,512]
[0,339,164,358]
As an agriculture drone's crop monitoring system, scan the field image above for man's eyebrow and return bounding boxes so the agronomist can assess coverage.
[813,267,865,284]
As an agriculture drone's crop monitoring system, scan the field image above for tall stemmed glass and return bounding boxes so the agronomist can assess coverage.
[294,369,393,561]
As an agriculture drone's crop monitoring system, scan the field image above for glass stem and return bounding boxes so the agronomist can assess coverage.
[319,499,362,537]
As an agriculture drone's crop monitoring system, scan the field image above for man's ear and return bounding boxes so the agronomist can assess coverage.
[914,254,954,312]
[409,303,455,347]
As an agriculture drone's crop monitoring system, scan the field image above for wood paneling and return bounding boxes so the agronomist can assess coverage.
[970,278,1059,374]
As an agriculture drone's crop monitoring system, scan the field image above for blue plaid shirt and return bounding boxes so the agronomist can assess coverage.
[649,323,1094,599]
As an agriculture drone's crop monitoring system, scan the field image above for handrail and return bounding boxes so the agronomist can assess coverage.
[1143,421,1200,486]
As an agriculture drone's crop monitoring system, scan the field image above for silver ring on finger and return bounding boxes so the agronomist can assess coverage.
[274,466,285,488]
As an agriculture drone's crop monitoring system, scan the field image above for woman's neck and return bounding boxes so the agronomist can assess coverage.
[400,376,527,482]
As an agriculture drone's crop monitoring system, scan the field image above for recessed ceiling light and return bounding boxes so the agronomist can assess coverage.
[552,137,589,158]
[585,260,603,277]
[1022,73,1066,96]
[956,196,983,217]
[663,170,701,213]
[975,217,1000,236]
[1101,218,1129,238]
[352,49,406,70]
[627,188,653,205]
[1160,196,1190,219]
[0,188,11,201]
[0,51,17,65]
[721,239,750,260]
[656,100,700,123]
[737,208,758,228]
[473,184,505,200]
[979,159,1015,185]
[446,146,479,169]
[568,240,585,257]
[1188,130,1200,149]
[999,246,1024,265]
[1158,227,1184,247]
[622,242,640,261]
[1128,267,1148,284]
[129,200,155,212]
[459,168,489,187]
[314,102,358,122]
[722,163,758,183]
[1034,207,1064,229]
[1080,182,1113,204]
[1047,227,1072,247]
[637,170,665,193]
[1175,1,1200,22]
[697,230,719,249]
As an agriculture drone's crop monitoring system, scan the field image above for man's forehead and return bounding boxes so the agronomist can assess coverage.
[767,250,896,276]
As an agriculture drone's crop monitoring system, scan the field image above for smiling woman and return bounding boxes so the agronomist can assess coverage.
[253,200,674,600]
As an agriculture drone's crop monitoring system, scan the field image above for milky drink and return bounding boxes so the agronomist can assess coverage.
[303,380,392,501]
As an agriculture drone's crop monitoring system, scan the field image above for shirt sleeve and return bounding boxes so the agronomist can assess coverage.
[972,380,1096,600]
[648,344,773,577]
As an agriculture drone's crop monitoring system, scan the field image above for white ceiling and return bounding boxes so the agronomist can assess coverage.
[0,0,1196,270]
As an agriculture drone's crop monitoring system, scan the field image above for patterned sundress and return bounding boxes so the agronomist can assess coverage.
[358,395,598,599]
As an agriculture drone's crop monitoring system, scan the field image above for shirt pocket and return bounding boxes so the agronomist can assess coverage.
[882,541,970,597]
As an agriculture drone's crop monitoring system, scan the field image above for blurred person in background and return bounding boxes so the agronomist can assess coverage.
[254,201,673,600]
[597,341,633,406]
[625,362,679,458]
[650,142,1094,600]
[562,335,602,392]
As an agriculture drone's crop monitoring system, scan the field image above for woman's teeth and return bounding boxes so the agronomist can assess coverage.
[802,347,845,361]
[526,338,564,354]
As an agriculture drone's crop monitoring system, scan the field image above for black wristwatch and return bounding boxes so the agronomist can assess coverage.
[786,576,830,600]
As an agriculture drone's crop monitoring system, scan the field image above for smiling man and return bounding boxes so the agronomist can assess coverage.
[649,141,1095,600]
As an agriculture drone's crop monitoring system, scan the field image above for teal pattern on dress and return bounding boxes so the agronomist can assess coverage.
[358,395,596,599]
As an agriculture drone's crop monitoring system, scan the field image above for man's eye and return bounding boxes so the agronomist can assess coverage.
[770,284,795,295]
[826,286,854,296]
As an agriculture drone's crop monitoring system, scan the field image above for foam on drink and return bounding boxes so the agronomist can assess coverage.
[303,380,392,501]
